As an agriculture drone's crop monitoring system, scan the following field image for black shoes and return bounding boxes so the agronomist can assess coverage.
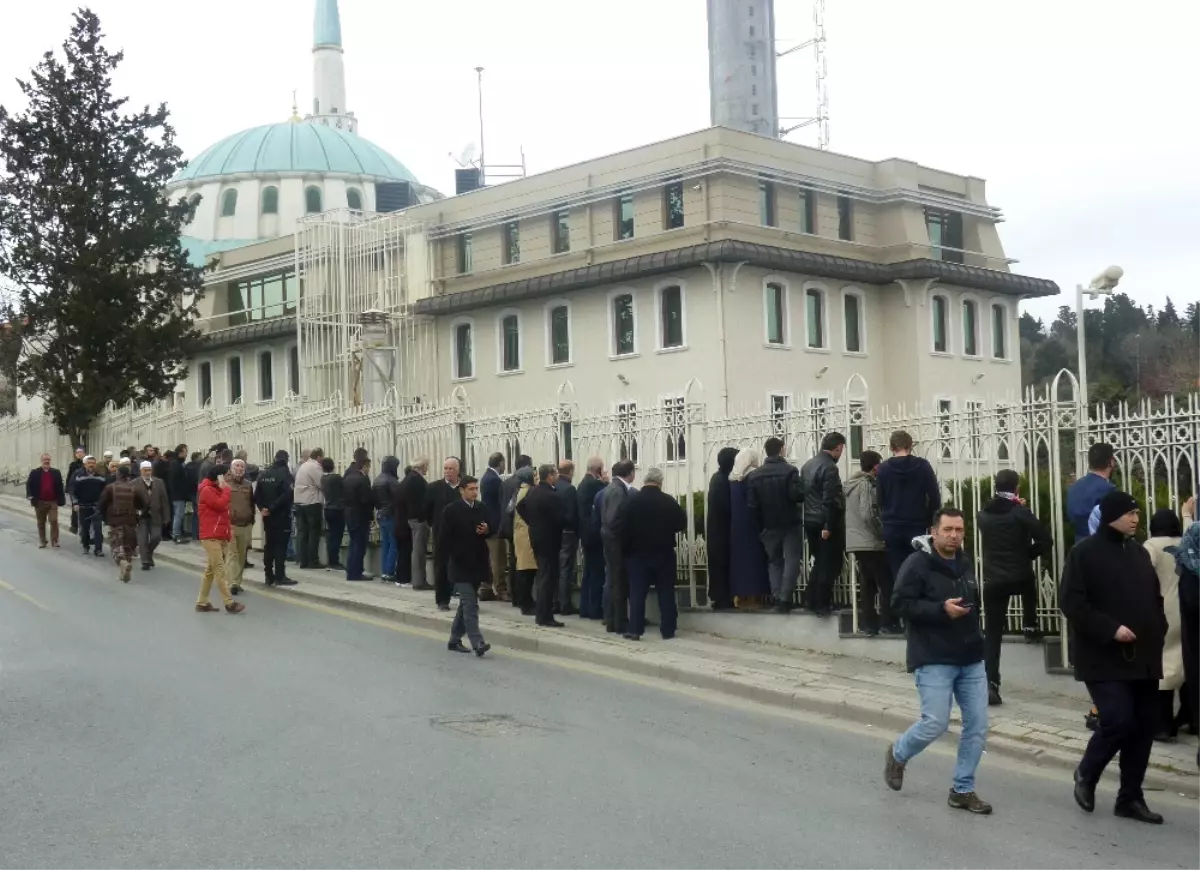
[520,606,537,616]
[475,643,491,658]
[1023,627,1044,643]
[230,584,242,596]
[346,576,373,582]
[884,745,905,791]
[988,682,1003,706]
[537,619,565,628]
[622,633,642,641]
[771,604,790,614]
[1073,768,1095,813]
[438,603,451,612]
[1114,799,1163,824]
[275,578,297,586]
[448,641,470,654]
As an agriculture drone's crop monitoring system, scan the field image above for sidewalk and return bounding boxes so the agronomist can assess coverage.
[5,494,1196,794]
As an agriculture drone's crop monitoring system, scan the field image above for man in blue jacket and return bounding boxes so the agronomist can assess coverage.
[1066,443,1116,543]
[876,430,942,583]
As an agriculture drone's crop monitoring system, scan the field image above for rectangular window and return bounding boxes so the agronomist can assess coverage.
[258,350,274,401]
[932,296,949,353]
[937,398,953,460]
[228,357,242,405]
[288,346,299,395]
[659,285,684,349]
[925,209,964,264]
[799,187,816,234]
[849,401,865,459]
[663,396,686,463]
[227,272,296,325]
[617,401,639,465]
[550,305,570,365]
[759,180,776,227]
[503,221,520,265]
[806,288,825,349]
[615,193,634,240]
[552,208,570,254]
[456,231,472,274]
[844,293,862,352]
[770,393,790,439]
[199,362,212,407]
[454,323,473,379]
[613,293,635,356]
[766,282,786,345]
[992,303,1008,359]
[561,420,573,462]
[500,314,520,372]
[963,300,979,356]
[664,181,685,230]
[837,196,853,240]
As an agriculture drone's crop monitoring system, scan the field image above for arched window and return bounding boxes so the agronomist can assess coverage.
[305,186,323,214]
[962,298,980,357]
[657,283,685,350]
[346,188,363,211]
[804,285,827,349]
[452,320,474,380]
[991,302,1009,359]
[546,302,572,366]
[261,186,279,215]
[931,293,950,354]
[764,279,788,346]
[497,311,522,373]
[258,350,274,401]
[842,287,865,353]
[220,189,238,217]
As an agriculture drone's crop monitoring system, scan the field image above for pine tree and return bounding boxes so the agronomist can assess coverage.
[0,9,202,447]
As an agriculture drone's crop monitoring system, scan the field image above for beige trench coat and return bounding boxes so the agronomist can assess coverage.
[1144,535,1184,691]
[512,484,536,571]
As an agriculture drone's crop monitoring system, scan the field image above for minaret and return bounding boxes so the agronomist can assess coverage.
[707,0,779,137]
[310,0,357,132]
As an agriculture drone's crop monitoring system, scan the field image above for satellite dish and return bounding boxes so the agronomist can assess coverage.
[458,142,478,166]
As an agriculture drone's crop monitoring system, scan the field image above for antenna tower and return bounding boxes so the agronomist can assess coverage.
[777,0,829,150]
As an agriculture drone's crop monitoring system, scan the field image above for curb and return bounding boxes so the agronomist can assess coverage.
[4,499,1197,798]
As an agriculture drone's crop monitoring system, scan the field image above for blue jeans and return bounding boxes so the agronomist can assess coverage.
[325,508,345,567]
[893,661,988,794]
[172,500,187,539]
[378,513,397,577]
[346,523,369,580]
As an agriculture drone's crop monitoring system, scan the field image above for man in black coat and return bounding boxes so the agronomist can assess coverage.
[977,469,1053,705]
[705,447,739,611]
[1062,490,1167,824]
[342,449,375,582]
[66,447,85,534]
[576,457,607,619]
[479,452,506,601]
[255,450,296,586]
[443,476,491,657]
[621,467,687,640]
[424,456,462,610]
[26,453,66,548]
[553,460,579,616]
[517,464,566,627]
[747,437,806,614]
[167,445,190,542]
[799,431,847,616]
[395,459,431,590]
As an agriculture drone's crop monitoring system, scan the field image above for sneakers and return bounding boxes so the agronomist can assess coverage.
[948,790,992,814]
[380,575,394,584]
[884,745,906,791]
[988,681,1003,706]
[225,602,246,614]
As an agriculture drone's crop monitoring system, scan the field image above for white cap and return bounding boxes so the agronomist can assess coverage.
[140,460,152,470]
[119,457,130,465]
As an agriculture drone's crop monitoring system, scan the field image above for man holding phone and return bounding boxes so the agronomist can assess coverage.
[884,507,991,815]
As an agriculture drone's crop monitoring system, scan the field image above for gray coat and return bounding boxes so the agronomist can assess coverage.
[843,471,884,552]
[137,476,172,527]
[600,478,632,542]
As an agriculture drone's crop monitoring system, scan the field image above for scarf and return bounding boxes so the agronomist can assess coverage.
[1171,523,1200,576]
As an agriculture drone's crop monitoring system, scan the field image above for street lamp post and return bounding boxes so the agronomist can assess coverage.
[1075,265,1124,417]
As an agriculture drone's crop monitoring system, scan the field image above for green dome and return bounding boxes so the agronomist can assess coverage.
[173,122,417,184]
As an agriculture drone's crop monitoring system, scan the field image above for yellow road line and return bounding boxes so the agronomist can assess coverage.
[0,578,52,612]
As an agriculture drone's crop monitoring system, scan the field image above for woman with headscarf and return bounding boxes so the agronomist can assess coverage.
[1144,508,1184,740]
[706,447,739,610]
[728,448,770,608]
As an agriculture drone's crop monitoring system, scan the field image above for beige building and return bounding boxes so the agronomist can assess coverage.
[184,125,1056,437]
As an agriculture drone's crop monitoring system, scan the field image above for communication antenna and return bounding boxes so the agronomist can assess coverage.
[467,66,526,184]
[777,0,830,149]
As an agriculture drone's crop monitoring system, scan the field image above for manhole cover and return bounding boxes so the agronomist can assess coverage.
[429,713,556,738]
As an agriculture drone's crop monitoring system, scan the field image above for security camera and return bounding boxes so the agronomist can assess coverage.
[692,183,703,191]
[1087,265,1123,293]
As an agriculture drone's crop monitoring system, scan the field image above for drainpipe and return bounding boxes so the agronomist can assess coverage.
[704,260,747,417]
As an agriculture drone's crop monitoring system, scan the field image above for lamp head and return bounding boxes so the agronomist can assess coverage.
[1087,265,1123,295]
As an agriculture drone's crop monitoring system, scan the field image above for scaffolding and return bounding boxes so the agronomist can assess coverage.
[295,209,438,409]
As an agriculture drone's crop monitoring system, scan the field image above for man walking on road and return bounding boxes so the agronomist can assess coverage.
[977,469,1053,705]
[801,432,847,617]
[885,508,992,815]
[479,452,506,601]
[747,437,805,614]
[136,460,170,570]
[877,430,942,586]
[225,459,255,595]
[845,450,894,635]
[517,463,566,628]
[99,466,149,583]
[72,456,107,557]
[256,450,296,586]
[443,475,491,657]
[195,464,245,614]
[621,467,687,641]
[601,459,636,634]
[1062,490,1166,825]
[26,452,66,548]
[293,447,325,569]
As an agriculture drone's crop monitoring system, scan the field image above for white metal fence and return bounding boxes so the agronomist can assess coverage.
[2,372,1196,635]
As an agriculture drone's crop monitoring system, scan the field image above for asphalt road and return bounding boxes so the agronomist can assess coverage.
[0,514,1196,869]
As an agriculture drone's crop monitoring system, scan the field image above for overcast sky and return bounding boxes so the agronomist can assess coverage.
[2,0,1196,324]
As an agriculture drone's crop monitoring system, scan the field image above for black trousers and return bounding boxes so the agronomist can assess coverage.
[602,535,628,634]
[805,524,843,613]
[982,582,1038,686]
[514,568,537,611]
[433,533,452,606]
[1079,679,1158,803]
[534,550,557,624]
[396,535,413,586]
[1180,576,1199,731]
[853,550,893,631]
[263,523,290,583]
[295,503,323,568]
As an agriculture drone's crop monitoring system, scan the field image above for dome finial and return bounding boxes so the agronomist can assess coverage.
[289,89,301,122]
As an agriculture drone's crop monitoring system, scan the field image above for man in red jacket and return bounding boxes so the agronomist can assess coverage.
[196,465,245,614]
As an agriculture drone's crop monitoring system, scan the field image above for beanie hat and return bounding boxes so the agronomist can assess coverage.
[274,449,290,464]
[1099,490,1138,526]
